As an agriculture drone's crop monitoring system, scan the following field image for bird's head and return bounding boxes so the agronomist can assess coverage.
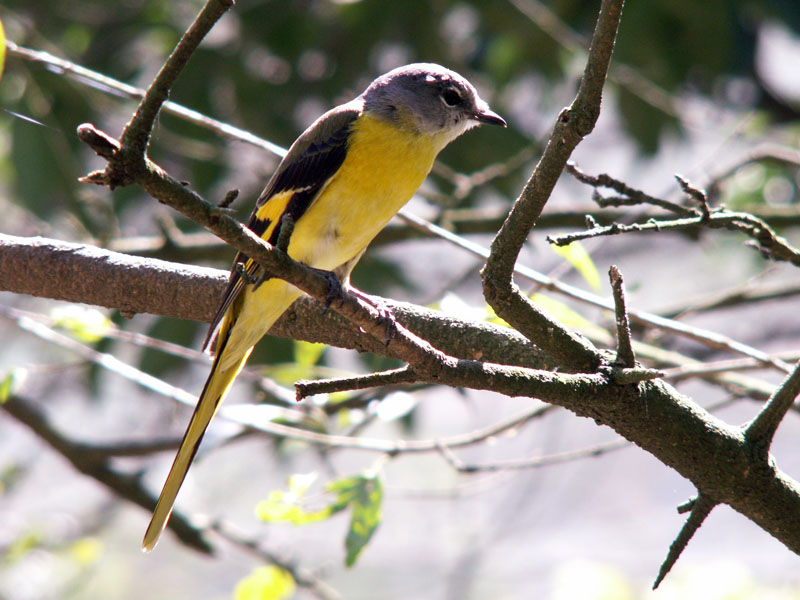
[362,63,506,146]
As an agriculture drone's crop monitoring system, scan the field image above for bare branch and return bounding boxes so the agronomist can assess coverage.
[744,360,800,450]
[482,0,625,372]
[439,438,629,473]
[1,394,212,554]
[119,0,234,155]
[609,265,635,367]
[295,366,417,401]
[654,495,718,589]
[675,174,711,221]
[566,162,696,217]
[555,168,800,266]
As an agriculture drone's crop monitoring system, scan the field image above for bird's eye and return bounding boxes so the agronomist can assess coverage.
[442,88,462,106]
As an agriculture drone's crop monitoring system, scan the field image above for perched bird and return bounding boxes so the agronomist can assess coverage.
[142,63,506,551]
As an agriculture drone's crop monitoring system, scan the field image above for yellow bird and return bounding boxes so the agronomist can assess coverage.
[143,63,506,551]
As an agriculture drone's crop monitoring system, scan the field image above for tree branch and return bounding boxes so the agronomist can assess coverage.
[481,0,624,371]
[0,233,552,371]
[1,394,212,554]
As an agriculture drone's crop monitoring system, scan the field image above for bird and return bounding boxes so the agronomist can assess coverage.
[142,62,506,551]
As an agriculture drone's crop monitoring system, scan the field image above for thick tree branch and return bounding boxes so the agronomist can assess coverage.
[0,233,551,371]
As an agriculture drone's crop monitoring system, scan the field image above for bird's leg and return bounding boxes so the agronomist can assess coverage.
[236,263,271,290]
[308,267,348,312]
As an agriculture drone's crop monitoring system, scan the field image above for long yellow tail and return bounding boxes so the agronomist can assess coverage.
[141,342,253,552]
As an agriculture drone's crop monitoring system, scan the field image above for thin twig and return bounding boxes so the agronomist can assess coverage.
[610,367,664,385]
[295,366,417,401]
[609,265,635,367]
[557,166,800,266]
[743,360,800,450]
[675,174,711,221]
[548,210,800,267]
[566,162,696,217]
[119,0,234,154]
[438,437,630,472]
[653,495,718,589]
[660,352,800,382]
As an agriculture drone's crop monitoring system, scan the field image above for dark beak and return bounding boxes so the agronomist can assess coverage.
[474,107,507,127]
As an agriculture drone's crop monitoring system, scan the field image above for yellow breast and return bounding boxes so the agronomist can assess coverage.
[287,114,441,270]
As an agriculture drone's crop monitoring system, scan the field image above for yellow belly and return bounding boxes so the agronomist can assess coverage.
[220,114,441,368]
[286,114,439,269]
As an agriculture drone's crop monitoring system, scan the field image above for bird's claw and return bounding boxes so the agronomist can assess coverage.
[311,269,346,314]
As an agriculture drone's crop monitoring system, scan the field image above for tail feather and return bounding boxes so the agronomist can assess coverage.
[141,343,253,552]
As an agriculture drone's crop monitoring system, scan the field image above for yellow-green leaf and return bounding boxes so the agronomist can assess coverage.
[293,340,325,368]
[550,241,601,292]
[255,489,333,525]
[529,293,596,332]
[234,566,296,600]
[50,306,112,343]
[68,537,103,566]
[327,474,383,567]
[4,531,41,564]
[0,18,6,82]
[0,368,26,404]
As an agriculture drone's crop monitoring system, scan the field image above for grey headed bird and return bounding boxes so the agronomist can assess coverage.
[143,62,506,551]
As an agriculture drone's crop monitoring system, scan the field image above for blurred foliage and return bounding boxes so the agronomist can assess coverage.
[256,469,383,566]
[1,0,798,375]
[234,566,296,600]
[0,17,6,78]
[0,367,26,403]
[549,241,601,292]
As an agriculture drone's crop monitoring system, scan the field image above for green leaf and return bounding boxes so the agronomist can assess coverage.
[550,241,601,292]
[327,474,383,567]
[0,368,26,404]
[256,471,384,566]
[234,566,296,600]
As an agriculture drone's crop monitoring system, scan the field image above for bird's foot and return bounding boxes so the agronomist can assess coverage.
[309,268,346,314]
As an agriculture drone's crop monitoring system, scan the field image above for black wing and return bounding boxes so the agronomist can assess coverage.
[202,106,360,353]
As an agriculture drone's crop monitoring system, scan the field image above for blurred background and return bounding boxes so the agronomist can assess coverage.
[1,0,800,598]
